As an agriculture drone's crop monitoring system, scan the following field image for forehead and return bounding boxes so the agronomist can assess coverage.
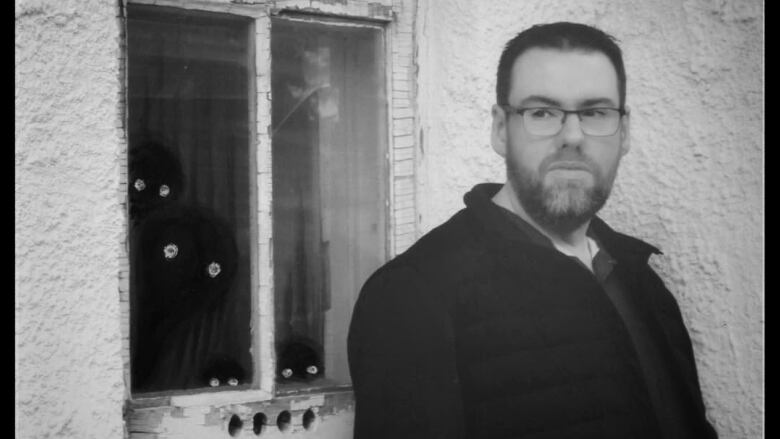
[508,48,620,106]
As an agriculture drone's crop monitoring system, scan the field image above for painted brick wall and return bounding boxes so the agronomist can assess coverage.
[15,1,126,438]
[415,1,763,438]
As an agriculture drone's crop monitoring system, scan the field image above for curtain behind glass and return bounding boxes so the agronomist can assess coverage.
[127,6,252,392]
[271,19,387,384]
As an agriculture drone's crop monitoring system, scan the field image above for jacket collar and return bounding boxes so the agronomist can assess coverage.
[463,183,661,265]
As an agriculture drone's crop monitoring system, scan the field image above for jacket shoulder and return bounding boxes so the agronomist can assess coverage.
[354,208,483,312]
[394,208,483,267]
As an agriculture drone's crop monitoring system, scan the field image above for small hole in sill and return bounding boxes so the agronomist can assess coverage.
[228,414,243,437]
[302,408,318,431]
[276,410,292,433]
[253,412,267,435]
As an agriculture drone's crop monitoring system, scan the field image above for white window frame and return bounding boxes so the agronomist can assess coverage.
[118,0,418,428]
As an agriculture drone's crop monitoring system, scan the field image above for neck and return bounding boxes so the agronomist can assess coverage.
[492,182,591,249]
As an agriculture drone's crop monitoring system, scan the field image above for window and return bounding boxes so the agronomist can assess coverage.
[126,4,255,394]
[124,3,390,400]
[270,17,388,388]
[120,0,410,435]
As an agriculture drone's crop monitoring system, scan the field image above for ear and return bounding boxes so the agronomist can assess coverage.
[619,106,631,157]
[491,104,508,158]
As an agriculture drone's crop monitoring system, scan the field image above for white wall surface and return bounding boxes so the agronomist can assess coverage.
[14,1,402,438]
[415,0,763,438]
[15,0,763,437]
[15,0,126,438]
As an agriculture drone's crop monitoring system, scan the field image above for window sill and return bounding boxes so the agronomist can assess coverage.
[128,380,353,410]
[275,378,352,397]
[125,385,355,437]
[129,386,272,410]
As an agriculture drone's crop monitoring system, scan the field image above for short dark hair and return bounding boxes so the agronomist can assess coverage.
[496,22,626,107]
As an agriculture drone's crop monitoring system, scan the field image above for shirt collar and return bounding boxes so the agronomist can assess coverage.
[494,202,615,270]
[463,183,661,265]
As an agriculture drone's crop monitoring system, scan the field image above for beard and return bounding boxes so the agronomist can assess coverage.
[506,149,616,234]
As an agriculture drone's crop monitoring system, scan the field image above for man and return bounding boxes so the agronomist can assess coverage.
[347,22,718,439]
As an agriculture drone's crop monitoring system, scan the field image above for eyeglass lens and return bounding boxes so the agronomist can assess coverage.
[523,108,621,136]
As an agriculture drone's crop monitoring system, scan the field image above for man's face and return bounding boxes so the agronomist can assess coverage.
[491,48,630,232]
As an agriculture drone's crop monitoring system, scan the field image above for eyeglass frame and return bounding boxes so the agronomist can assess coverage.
[499,105,627,137]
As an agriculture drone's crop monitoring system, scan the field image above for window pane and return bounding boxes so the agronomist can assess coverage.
[127,5,254,393]
[271,18,388,386]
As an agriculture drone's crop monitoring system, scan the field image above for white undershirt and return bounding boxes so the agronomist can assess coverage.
[552,236,600,272]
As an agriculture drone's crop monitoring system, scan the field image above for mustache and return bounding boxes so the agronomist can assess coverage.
[541,155,598,174]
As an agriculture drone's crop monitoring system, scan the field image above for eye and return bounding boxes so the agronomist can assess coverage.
[527,108,558,119]
[209,377,220,387]
[306,365,318,375]
[281,368,293,379]
[159,184,171,197]
[163,243,179,260]
[580,108,609,118]
[134,178,146,192]
[227,377,239,386]
[207,262,222,278]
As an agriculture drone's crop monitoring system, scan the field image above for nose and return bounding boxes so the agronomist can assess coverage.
[559,112,585,148]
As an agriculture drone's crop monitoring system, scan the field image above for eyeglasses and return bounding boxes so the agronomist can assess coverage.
[500,106,626,137]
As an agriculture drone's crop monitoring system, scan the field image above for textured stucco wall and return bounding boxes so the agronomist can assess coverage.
[416,0,763,438]
[15,0,763,437]
[16,0,412,438]
[15,0,125,438]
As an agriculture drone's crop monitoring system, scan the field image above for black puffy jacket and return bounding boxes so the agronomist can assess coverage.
[348,184,717,439]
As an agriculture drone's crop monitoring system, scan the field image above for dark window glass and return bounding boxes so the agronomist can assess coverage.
[271,18,388,387]
[127,4,254,393]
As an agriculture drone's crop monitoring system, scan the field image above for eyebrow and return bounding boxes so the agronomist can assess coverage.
[518,95,619,108]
